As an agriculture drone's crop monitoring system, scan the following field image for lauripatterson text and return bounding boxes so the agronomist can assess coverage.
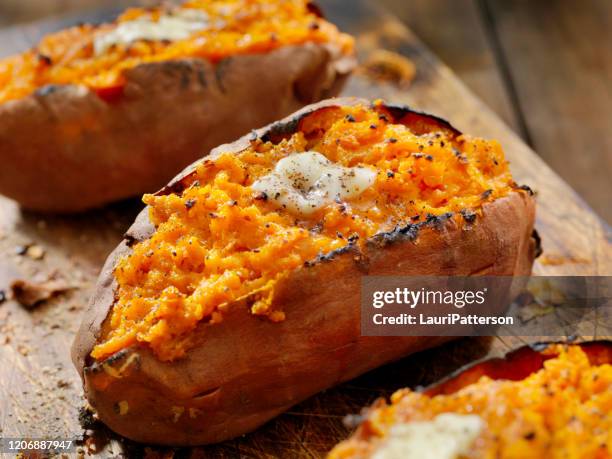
[372,313,514,326]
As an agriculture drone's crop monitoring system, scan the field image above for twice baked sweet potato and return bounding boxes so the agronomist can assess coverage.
[72,97,538,445]
[329,341,612,459]
[0,0,354,212]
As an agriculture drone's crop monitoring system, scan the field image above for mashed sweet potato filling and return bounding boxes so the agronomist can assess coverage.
[0,0,353,103]
[329,345,612,459]
[92,103,516,361]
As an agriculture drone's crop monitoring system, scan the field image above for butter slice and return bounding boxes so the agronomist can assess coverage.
[252,151,376,216]
[372,413,484,459]
[94,9,210,56]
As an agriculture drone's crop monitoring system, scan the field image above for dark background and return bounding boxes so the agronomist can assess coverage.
[1,0,610,222]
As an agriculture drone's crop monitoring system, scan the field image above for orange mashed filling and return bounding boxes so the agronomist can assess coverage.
[92,103,516,361]
[329,344,612,459]
[0,0,353,103]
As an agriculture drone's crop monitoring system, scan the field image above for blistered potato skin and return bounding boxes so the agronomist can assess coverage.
[0,43,354,212]
[72,98,538,445]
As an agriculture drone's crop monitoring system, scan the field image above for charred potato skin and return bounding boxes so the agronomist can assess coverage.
[72,98,538,445]
[422,340,612,397]
[0,39,354,212]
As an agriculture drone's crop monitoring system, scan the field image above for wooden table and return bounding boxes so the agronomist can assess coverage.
[380,0,612,225]
[0,1,610,457]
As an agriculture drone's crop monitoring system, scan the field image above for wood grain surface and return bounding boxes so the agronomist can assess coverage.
[379,0,612,224]
[484,0,612,224]
[379,0,520,133]
[0,0,610,457]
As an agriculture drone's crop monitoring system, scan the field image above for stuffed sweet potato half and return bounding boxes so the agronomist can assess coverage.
[329,341,612,459]
[0,0,354,212]
[72,98,538,445]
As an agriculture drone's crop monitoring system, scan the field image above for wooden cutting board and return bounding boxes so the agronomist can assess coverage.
[0,0,609,457]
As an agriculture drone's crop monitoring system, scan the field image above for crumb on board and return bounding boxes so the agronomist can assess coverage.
[26,244,45,260]
[9,277,73,309]
[360,49,416,87]
[539,253,590,266]
[16,343,30,356]
[13,242,46,260]
[78,406,98,430]
[14,244,28,255]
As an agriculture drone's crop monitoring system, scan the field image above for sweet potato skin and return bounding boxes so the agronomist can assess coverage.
[423,340,612,397]
[72,98,538,445]
[0,42,353,212]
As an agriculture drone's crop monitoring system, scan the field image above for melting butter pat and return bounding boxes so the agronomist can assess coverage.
[372,413,484,459]
[94,9,210,56]
[252,151,376,215]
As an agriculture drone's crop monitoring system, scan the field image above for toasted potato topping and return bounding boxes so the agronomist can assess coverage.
[0,0,353,103]
[92,102,517,361]
[329,344,612,459]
